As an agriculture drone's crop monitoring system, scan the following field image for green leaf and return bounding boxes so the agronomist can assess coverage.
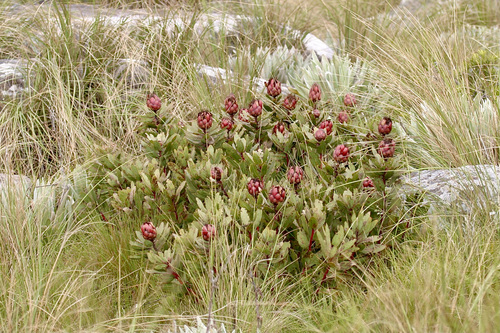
[196,198,205,210]
[140,172,152,190]
[176,181,186,197]
[361,244,386,254]
[241,207,250,227]
[358,235,382,244]
[236,138,245,153]
[254,209,263,227]
[297,229,310,249]
[332,226,344,247]
[341,239,357,252]
[252,152,263,166]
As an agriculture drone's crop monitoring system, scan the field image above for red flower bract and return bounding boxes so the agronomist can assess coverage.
[269,185,286,205]
[146,93,161,112]
[210,166,222,181]
[378,117,392,136]
[248,99,263,118]
[344,93,357,107]
[319,120,333,135]
[247,178,263,197]
[265,78,282,98]
[338,111,349,124]
[283,94,298,111]
[287,166,304,185]
[309,83,321,103]
[314,128,327,142]
[141,222,157,241]
[202,224,216,241]
[238,109,250,123]
[224,94,238,116]
[362,177,375,188]
[333,144,350,163]
[197,111,213,130]
[220,117,234,131]
[378,138,395,158]
[273,122,286,135]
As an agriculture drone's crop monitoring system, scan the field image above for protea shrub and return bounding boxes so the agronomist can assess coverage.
[78,82,414,299]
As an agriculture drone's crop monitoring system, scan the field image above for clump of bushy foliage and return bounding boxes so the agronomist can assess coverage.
[77,71,412,297]
[466,49,500,98]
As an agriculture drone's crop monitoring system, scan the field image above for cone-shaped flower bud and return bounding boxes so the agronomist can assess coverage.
[344,93,357,107]
[265,78,282,98]
[202,224,216,241]
[224,94,238,116]
[141,222,157,241]
[238,109,250,123]
[247,178,263,197]
[248,99,263,118]
[362,177,375,188]
[273,122,286,135]
[309,83,321,103]
[338,111,349,123]
[333,144,350,163]
[283,94,298,111]
[146,93,161,112]
[378,117,392,136]
[210,166,222,182]
[269,185,286,205]
[287,166,304,185]
[220,117,234,131]
[378,138,395,158]
[197,111,213,130]
[314,128,326,142]
[319,120,333,135]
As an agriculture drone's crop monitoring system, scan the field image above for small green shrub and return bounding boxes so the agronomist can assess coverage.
[78,76,412,297]
[466,49,500,98]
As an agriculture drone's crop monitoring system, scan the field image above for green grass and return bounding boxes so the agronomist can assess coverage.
[0,0,500,331]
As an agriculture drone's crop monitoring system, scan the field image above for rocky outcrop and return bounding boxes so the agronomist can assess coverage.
[0,59,29,98]
[196,64,292,96]
[400,165,500,213]
[0,4,337,98]
[0,173,32,191]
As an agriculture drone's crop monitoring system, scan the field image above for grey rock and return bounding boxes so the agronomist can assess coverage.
[400,165,500,213]
[0,6,335,97]
[0,173,32,191]
[302,32,335,60]
[388,0,448,17]
[0,59,29,98]
[196,64,292,95]
[4,4,335,60]
[112,59,151,90]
